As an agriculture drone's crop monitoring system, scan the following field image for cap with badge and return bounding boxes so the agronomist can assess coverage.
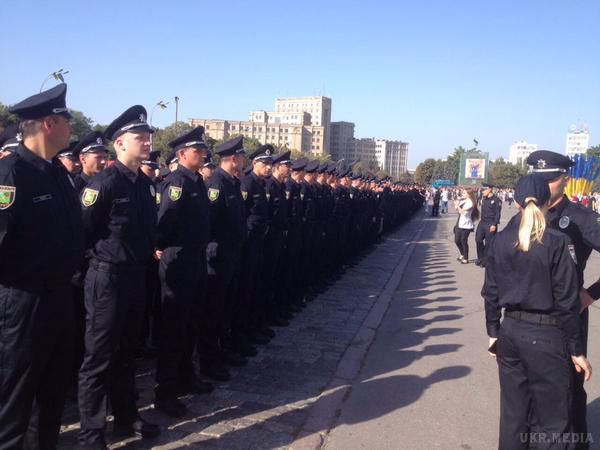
[165,149,179,166]
[272,151,292,165]
[0,124,20,152]
[482,182,494,189]
[291,157,308,172]
[317,162,329,174]
[215,136,245,157]
[304,160,320,173]
[249,144,274,163]
[526,150,575,181]
[514,173,550,207]
[57,141,80,160]
[168,126,208,151]
[203,151,216,168]
[142,150,161,169]
[104,105,154,141]
[73,131,108,159]
[9,83,72,120]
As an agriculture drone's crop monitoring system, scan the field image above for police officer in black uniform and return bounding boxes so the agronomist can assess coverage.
[285,158,307,308]
[56,139,81,176]
[203,137,249,381]
[483,173,591,450]
[0,124,20,158]
[475,182,501,267]
[73,131,109,194]
[78,105,159,448]
[0,84,84,449]
[527,150,600,449]
[154,126,213,418]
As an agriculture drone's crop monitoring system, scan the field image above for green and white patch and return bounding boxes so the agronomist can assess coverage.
[169,186,182,201]
[0,185,16,210]
[208,188,220,202]
[82,188,99,207]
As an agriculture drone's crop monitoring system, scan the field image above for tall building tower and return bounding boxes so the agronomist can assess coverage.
[509,141,538,166]
[274,97,332,151]
[565,124,590,157]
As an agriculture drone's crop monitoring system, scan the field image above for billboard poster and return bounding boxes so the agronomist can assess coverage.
[465,158,485,179]
[458,152,489,185]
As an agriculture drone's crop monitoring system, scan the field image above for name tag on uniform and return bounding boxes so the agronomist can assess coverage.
[253,194,261,199]
[114,197,131,204]
[191,193,198,198]
[33,194,53,203]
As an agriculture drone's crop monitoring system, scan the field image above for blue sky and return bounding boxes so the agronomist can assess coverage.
[1,0,598,168]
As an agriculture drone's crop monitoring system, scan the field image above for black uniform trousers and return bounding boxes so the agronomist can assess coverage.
[78,262,146,441]
[263,228,285,316]
[0,284,73,450]
[497,317,574,450]
[571,308,589,449]
[156,248,204,398]
[285,224,304,305]
[476,221,496,263]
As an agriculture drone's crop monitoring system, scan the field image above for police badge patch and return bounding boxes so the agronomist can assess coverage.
[169,186,182,201]
[242,191,248,201]
[0,185,16,210]
[208,188,220,202]
[559,216,570,229]
[82,188,99,207]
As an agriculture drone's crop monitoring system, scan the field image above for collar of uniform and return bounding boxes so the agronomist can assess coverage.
[114,159,139,183]
[79,172,92,183]
[16,144,55,174]
[217,167,235,182]
[548,194,570,216]
[177,164,199,182]
[251,171,265,185]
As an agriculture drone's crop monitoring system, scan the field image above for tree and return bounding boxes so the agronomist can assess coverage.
[414,158,437,185]
[587,145,600,159]
[488,158,527,188]
[69,109,94,141]
[0,102,18,131]
[397,171,415,184]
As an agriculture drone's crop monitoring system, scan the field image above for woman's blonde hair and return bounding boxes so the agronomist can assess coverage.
[517,197,546,252]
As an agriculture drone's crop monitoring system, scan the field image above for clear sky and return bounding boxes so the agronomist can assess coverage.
[1,0,598,168]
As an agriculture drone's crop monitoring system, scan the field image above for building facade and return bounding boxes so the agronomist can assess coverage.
[274,97,332,150]
[565,125,590,157]
[509,140,538,166]
[330,121,356,161]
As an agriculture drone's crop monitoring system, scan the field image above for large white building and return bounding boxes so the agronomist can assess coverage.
[565,125,590,157]
[509,141,538,166]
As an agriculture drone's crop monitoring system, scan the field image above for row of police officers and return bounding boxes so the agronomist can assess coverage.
[0,84,423,449]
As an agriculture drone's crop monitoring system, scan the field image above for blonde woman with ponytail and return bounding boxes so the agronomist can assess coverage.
[482,174,591,449]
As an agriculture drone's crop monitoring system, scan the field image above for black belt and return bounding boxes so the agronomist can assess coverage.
[504,310,559,327]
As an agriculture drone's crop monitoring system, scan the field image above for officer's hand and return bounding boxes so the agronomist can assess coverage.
[490,225,496,232]
[572,355,592,382]
[153,250,163,261]
[207,242,218,259]
[580,288,595,313]
[487,337,498,358]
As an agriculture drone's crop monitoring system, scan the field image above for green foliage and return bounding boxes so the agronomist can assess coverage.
[397,171,415,184]
[69,109,94,141]
[414,158,437,185]
[0,102,18,131]
[488,158,528,188]
[415,145,483,185]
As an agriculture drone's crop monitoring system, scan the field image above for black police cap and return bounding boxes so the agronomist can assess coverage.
[0,124,20,152]
[326,162,337,175]
[57,141,79,160]
[482,182,494,189]
[105,105,154,141]
[165,149,179,166]
[273,151,292,165]
[515,174,550,207]
[73,131,108,158]
[216,136,244,157]
[249,144,274,163]
[305,160,320,173]
[526,150,574,180]
[168,126,208,150]
[317,162,329,173]
[291,157,308,171]
[142,150,161,168]
[337,167,351,178]
[9,83,72,120]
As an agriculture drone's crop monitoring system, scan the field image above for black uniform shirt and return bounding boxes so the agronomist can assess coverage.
[301,180,317,224]
[285,178,303,227]
[547,195,600,299]
[206,167,246,246]
[0,144,84,290]
[480,194,502,224]
[157,165,210,251]
[74,172,92,195]
[266,176,288,231]
[482,214,582,355]
[81,160,157,265]
[241,171,270,235]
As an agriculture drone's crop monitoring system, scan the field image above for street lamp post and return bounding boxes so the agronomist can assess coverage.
[174,96,179,123]
[150,100,169,152]
[40,68,69,92]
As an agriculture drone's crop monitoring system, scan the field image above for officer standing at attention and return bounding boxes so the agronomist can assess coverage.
[78,105,159,449]
[73,131,109,193]
[154,126,213,418]
[527,150,600,449]
[482,174,591,450]
[203,136,250,381]
[475,182,501,267]
[200,152,216,181]
[57,140,82,176]
[0,84,84,449]
[0,124,20,159]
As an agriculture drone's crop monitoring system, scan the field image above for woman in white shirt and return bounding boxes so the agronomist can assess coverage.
[454,188,479,263]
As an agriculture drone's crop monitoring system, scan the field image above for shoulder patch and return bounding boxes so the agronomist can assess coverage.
[156,192,161,205]
[0,185,16,210]
[242,191,248,201]
[559,216,570,229]
[208,188,220,202]
[169,186,182,201]
[82,188,99,207]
